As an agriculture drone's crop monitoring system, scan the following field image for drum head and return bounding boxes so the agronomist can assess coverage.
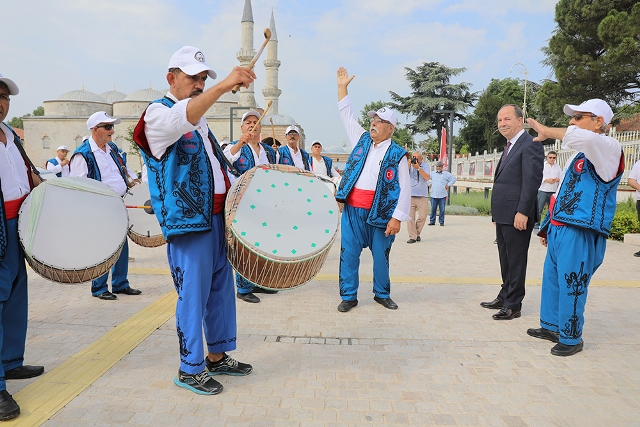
[229,166,339,260]
[18,177,128,274]
[124,183,164,246]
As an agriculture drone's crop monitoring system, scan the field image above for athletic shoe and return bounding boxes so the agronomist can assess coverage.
[174,370,223,395]
[206,353,253,376]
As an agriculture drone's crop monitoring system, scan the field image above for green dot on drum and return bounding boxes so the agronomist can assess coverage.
[271,184,276,188]
[262,222,267,226]
[291,249,297,254]
[276,233,281,238]
[307,212,312,216]
[311,243,316,248]
[307,198,311,203]
[256,189,262,193]
[241,231,247,236]
[293,226,298,230]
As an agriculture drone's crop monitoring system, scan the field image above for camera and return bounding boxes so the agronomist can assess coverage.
[411,156,417,164]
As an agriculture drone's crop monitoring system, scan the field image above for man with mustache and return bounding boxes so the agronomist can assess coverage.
[278,125,311,171]
[480,104,544,320]
[334,67,411,312]
[134,46,256,394]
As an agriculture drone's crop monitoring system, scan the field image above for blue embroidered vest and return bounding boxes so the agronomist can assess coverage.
[47,158,62,177]
[138,97,229,240]
[73,140,128,186]
[278,146,310,171]
[311,156,335,177]
[336,133,406,228]
[231,142,277,176]
[541,152,623,236]
[0,124,33,262]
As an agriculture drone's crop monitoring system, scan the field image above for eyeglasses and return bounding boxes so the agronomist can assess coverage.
[571,113,597,121]
[95,124,115,131]
[371,117,391,125]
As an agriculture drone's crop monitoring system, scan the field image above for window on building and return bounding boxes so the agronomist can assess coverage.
[43,136,50,149]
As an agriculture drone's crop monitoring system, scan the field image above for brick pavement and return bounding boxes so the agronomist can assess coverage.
[8,215,640,427]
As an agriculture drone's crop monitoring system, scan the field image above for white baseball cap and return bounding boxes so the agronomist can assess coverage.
[311,140,322,147]
[168,46,217,79]
[367,107,397,126]
[241,110,261,122]
[0,74,19,95]
[285,125,300,135]
[56,145,70,151]
[87,111,121,130]
[564,99,614,125]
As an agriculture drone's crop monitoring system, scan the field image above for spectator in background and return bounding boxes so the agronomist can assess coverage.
[428,161,456,226]
[628,159,640,257]
[407,151,430,243]
[535,151,561,229]
[46,145,71,177]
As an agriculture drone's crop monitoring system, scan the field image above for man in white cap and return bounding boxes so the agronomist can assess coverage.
[309,140,340,184]
[0,73,44,421]
[334,67,411,312]
[224,109,279,303]
[134,46,255,395]
[526,99,623,356]
[46,145,71,177]
[70,111,141,301]
[278,125,311,171]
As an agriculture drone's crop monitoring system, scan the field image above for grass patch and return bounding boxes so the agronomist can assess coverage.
[449,190,492,216]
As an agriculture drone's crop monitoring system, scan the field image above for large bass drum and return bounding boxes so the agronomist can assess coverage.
[124,183,165,247]
[225,164,339,290]
[18,177,129,283]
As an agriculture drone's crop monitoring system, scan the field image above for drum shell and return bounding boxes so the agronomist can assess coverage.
[124,183,166,248]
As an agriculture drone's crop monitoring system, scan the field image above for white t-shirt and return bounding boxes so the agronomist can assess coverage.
[539,162,562,192]
[629,160,640,201]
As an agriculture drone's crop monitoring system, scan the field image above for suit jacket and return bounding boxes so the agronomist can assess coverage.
[491,131,544,225]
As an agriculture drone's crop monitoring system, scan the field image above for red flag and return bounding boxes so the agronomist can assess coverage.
[439,127,448,170]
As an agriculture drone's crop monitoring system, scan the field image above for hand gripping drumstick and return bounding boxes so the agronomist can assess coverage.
[231,28,272,94]
[250,100,273,132]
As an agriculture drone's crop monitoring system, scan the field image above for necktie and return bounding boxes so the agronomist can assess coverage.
[498,141,512,173]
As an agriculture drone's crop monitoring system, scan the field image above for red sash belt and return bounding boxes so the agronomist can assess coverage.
[347,188,375,209]
[547,196,566,227]
[4,195,28,220]
[213,193,226,215]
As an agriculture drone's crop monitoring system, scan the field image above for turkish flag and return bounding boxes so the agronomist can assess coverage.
[439,127,448,170]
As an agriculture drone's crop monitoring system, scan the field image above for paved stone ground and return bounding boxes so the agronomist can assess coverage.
[9,215,640,427]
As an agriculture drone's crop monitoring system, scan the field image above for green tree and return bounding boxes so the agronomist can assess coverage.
[417,136,439,156]
[32,106,44,116]
[538,1,640,124]
[125,124,143,170]
[388,62,477,139]
[7,116,23,129]
[357,101,414,149]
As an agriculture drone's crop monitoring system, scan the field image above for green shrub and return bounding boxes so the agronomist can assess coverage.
[609,210,640,241]
[449,190,492,216]
[446,204,479,215]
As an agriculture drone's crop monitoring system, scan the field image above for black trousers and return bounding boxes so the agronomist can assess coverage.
[495,219,535,311]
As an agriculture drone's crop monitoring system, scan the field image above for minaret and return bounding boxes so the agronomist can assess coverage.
[262,9,282,115]
[237,0,256,107]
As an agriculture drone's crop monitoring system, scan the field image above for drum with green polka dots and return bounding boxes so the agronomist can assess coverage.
[225,164,339,290]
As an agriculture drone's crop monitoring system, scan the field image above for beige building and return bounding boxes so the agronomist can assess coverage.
[23,0,303,172]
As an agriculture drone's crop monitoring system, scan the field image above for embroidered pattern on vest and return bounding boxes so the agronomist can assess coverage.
[279,146,310,170]
[233,142,276,176]
[562,262,589,340]
[172,132,206,219]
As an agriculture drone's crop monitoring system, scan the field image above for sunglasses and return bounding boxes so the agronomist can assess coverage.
[571,113,597,121]
[95,124,115,130]
[547,156,556,159]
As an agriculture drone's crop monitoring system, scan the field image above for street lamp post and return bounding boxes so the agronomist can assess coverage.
[510,62,529,122]
[433,109,455,205]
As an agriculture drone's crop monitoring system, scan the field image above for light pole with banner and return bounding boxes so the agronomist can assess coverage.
[433,109,455,204]
[509,62,529,122]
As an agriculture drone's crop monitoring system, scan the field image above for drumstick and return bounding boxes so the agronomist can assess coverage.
[270,117,276,147]
[231,28,272,94]
[126,205,151,209]
[250,100,273,132]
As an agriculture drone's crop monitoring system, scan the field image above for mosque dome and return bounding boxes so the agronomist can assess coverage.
[56,90,108,104]
[122,88,166,102]
[265,113,296,126]
[100,90,127,104]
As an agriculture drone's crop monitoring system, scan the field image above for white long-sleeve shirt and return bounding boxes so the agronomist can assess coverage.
[338,95,411,222]
[70,137,137,197]
[0,123,31,201]
[143,92,227,195]
[539,162,561,192]
[46,157,70,177]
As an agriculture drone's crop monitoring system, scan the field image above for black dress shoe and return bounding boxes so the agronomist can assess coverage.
[492,307,521,320]
[0,390,19,421]
[551,340,584,356]
[634,250,640,257]
[416,236,421,242]
[338,299,358,312]
[252,287,278,294]
[407,239,416,244]
[440,223,444,226]
[95,291,117,300]
[4,365,44,380]
[527,328,559,343]
[237,292,260,303]
[427,223,435,226]
[480,298,503,309]
[113,287,142,295]
[374,296,398,310]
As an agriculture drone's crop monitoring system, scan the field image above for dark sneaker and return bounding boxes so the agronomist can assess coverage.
[407,239,416,244]
[174,370,223,395]
[206,353,253,376]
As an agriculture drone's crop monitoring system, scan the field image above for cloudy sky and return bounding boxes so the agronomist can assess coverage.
[3,0,558,147]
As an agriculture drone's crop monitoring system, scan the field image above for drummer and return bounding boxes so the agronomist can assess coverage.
[278,125,311,171]
[135,46,255,395]
[0,74,44,421]
[46,145,71,177]
[69,111,142,301]
[224,110,280,304]
[309,140,340,184]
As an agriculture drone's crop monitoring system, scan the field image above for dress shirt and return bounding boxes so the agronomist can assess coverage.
[70,137,137,197]
[0,123,31,201]
[224,141,278,166]
[285,145,305,169]
[555,126,622,197]
[538,162,561,192]
[429,170,456,199]
[47,158,71,177]
[506,129,525,154]
[409,162,430,197]
[629,160,640,201]
[143,92,226,195]
[338,95,411,221]
[311,156,339,179]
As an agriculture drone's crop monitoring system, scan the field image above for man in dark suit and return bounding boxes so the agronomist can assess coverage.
[481,104,544,320]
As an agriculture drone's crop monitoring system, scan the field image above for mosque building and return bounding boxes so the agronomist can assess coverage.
[23,0,301,171]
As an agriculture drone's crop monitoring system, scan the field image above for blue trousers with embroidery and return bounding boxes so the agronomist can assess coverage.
[91,239,130,296]
[540,224,606,345]
[339,205,395,301]
[0,218,29,392]
[167,214,237,374]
